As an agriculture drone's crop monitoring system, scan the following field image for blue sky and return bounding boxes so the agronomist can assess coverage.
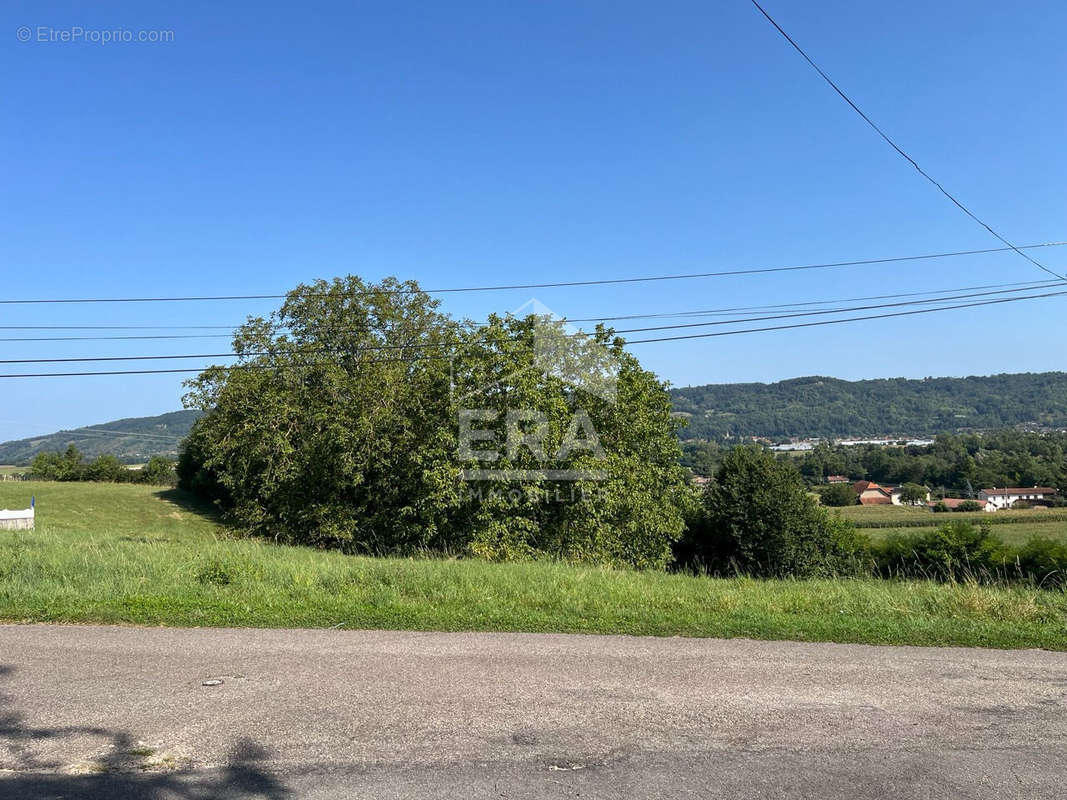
[2,0,1065,441]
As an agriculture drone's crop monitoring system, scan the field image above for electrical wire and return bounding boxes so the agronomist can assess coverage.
[0,282,1062,364]
[2,286,1064,377]
[1,241,1065,304]
[0,278,1060,344]
[750,0,1067,283]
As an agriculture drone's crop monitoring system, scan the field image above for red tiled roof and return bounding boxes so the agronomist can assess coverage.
[980,487,1057,496]
[854,480,893,497]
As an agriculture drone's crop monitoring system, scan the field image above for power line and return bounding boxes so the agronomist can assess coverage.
[627,288,1067,344]
[0,277,1061,344]
[750,0,1066,283]
[1,241,1065,305]
[2,286,1065,378]
[0,282,1062,365]
[611,282,1067,334]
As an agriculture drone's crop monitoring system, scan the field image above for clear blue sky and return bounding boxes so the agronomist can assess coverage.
[2,0,1065,441]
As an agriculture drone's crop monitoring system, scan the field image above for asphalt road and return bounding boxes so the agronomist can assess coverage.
[0,625,1064,799]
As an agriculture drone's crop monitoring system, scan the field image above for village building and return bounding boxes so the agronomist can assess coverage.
[852,480,930,506]
[978,486,1057,510]
[852,480,897,505]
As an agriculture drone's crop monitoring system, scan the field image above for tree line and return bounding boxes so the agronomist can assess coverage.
[28,445,176,485]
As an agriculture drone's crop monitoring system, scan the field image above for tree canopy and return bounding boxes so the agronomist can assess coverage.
[180,275,690,568]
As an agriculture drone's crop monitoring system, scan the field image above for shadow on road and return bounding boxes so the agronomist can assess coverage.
[0,664,290,799]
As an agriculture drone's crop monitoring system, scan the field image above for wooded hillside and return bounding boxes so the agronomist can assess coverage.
[671,372,1067,439]
[0,410,201,464]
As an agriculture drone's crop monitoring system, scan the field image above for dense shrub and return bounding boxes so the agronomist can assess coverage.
[1012,537,1067,587]
[931,501,950,513]
[177,420,230,506]
[677,446,866,577]
[954,500,984,513]
[817,482,856,507]
[875,521,1006,581]
[897,483,929,505]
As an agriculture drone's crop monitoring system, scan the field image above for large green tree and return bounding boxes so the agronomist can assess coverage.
[181,275,689,568]
[680,445,865,577]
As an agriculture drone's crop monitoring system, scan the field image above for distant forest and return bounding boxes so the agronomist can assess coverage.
[670,372,1067,440]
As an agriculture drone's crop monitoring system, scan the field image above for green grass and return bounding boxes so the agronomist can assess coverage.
[833,503,1067,532]
[868,519,1067,547]
[1,482,1066,649]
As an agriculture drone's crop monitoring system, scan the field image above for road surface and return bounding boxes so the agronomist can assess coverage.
[0,625,1064,798]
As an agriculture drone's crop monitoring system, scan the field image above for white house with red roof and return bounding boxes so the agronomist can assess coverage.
[978,486,1057,510]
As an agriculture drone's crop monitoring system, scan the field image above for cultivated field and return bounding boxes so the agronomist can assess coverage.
[1,481,1065,649]
[834,502,1067,527]
[832,504,1067,545]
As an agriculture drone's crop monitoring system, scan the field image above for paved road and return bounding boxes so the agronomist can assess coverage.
[0,625,1064,798]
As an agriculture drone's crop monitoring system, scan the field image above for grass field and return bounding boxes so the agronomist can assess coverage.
[1,481,1066,649]
[867,520,1067,547]
[834,503,1067,531]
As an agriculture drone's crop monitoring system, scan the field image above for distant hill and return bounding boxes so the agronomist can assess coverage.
[6,370,1067,462]
[0,410,202,465]
[670,372,1067,440]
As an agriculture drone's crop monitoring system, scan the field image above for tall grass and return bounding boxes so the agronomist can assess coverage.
[1,482,1065,649]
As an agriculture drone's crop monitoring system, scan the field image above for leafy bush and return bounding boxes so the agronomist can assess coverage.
[195,559,236,586]
[876,521,1006,581]
[83,454,129,483]
[1012,537,1067,587]
[678,446,866,577]
[954,500,984,513]
[897,483,929,505]
[931,501,950,513]
[138,456,177,486]
[817,482,856,507]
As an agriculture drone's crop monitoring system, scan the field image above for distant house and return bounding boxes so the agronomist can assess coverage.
[852,481,929,506]
[826,475,849,484]
[852,480,894,505]
[978,486,1057,511]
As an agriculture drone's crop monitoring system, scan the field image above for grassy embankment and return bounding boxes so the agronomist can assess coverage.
[1,482,1065,649]
[832,504,1067,547]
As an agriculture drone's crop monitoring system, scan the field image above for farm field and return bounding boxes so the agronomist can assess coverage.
[833,503,1067,529]
[866,519,1067,547]
[1,482,1065,649]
